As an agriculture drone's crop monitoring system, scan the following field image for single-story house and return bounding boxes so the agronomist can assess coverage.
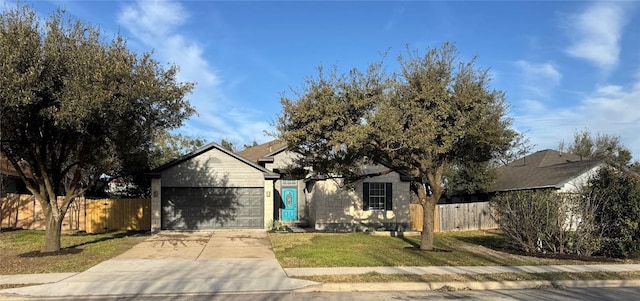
[148,140,414,231]
[149,142,279,231]
[492,149,603,194]
[238,140,413,231]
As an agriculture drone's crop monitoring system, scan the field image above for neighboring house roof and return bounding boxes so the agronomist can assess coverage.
[150,142,279,179]
[237,140,287,163]
[0,155,21,178]
[239,139,416,182]
[492,149,602,192]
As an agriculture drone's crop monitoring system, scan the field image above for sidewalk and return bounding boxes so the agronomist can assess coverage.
[3,264,640,286]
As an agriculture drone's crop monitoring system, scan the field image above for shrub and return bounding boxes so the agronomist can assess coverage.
[585,167,640,258]
[491,166,640,258]
[490,190,600,255]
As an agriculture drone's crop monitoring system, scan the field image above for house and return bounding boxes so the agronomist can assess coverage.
[238,140,413,231]
[414,149,604,233]
[148,139,413,232]
[149,142,279,231]
[492,149,603,194]
[0,155,29,195]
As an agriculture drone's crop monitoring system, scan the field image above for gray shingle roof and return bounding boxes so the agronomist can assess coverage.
[492,149,602,192]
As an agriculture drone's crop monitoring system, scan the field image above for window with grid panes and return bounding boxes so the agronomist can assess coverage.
[363,182,392,211]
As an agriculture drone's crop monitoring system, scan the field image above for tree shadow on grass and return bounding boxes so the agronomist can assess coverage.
[455,231,621,263]
[399,235,452,253]
[19,247,83,257]
[18,230,148,258]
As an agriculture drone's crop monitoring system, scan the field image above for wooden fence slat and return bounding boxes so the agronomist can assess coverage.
[1,194,150,233]
[410,201,498,232]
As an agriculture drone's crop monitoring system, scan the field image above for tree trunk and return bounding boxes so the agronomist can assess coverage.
[420,197,437,250]
[44,208,63,252]
[416,169,445,251]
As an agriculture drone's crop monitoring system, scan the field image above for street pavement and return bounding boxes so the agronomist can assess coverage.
[0,230,317,298]
[2,230,640,299]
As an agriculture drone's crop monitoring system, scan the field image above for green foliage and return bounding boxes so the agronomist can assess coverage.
[444,161,495,197]
[220,139,237,152]
[0,5,194,251]
[560,129,634,167]
[150,132,205,169]
[278,43,515,181]
[586,167,640,258]
[277,43,516,250]
[492,168,640,258]
[266,219,288,231]
[243,140,259,150]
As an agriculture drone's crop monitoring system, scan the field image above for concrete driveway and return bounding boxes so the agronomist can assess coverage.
[116,230,277,259]
[2,230,317,298]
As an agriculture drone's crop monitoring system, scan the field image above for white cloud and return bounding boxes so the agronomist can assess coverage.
[117,0,269,145]
[118,0,187,39]
[564,2,629,70]
[514,80,640,161]
[515,60,562,97]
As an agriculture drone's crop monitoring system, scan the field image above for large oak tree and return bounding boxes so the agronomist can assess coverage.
[0,5,195,251]
[277,43,515,250]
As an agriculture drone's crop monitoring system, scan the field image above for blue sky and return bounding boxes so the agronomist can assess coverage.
[3,1,640,159]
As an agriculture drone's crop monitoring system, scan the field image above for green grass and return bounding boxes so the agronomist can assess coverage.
[297,271,640,283]
[269,230,626,268]
[0,230,148,274]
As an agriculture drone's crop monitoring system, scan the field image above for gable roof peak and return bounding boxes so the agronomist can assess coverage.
[237,139,287,163]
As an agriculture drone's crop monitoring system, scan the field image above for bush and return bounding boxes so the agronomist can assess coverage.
[585,167,640,258]
[491,190,562,254]
[490,190,599,255]
[491,167,640,258]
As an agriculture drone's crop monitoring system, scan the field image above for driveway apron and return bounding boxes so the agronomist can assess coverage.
[2,230,317,297]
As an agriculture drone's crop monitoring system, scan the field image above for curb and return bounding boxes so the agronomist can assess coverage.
[0,273,78,285]
[296,279,640,292]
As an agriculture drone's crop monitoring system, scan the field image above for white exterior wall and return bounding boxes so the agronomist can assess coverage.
[557,164,603,231]
[558,164,602,193]
[309,165,411,230]
[150,177,161,232]
[263,179,274,229]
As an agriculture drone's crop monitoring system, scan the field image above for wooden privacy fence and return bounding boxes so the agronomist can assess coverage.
[0,193,151,233]
[410,201,498,232]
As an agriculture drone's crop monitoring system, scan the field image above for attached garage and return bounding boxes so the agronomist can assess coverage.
[150,143,279,231]
[161,187,264,229]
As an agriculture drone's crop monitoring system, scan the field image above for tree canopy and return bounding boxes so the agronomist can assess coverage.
[150,133,205,169]
[559,129,634,167]
[277,43,516,250]
[0,5,195,251]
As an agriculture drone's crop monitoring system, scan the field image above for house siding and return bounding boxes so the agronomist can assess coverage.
[558,164,602,193]
[309,167,410,231]
[265,150,301,171]
[161,148,265,188]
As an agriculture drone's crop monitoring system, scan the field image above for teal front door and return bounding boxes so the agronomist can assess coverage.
[281,187,297,221]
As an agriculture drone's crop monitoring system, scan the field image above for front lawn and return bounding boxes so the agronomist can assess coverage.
[0,230,148,274]
[269,230,624,268]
